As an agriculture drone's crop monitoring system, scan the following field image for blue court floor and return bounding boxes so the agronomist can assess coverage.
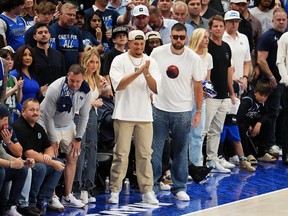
[46,160,288,216]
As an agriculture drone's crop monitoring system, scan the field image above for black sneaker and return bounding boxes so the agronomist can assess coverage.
[17,206,40,216]
[189,165,212,183]
[30,206,44,215]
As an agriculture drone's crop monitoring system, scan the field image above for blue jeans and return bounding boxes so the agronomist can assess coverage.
[29,158,63,205]
[189,100,206,166]
[74,108,98,191]
[265,83,285,146]
[0,166,28,206]
[151,106,192,195]
[5,168,32,207]
[19,168,32,207]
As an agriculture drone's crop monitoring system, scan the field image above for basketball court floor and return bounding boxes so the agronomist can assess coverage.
[46,159,288,216]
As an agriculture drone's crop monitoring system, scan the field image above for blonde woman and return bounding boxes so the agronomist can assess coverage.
[74,46,106,204]
[188,28,213,166]
[21,0,37,29]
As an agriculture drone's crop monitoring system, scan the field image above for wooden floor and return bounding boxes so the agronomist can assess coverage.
[183,188,288,216]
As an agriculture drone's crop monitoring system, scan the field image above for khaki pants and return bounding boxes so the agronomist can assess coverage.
[110,120,154,193]
[205,98,230,161]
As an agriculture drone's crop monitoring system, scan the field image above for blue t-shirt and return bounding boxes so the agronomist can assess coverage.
[10,69,40,104]
[50,22,84,72]
[81,30,100,48]
[258,28,284,82]
[84,8,120,30]
[22,14,34,28]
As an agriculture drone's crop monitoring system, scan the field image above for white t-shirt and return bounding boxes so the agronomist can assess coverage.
[249,7,273,34]
[200,52,213,80]
[223,31,251,80]
[150,44,203,112]
[110,52,161,121]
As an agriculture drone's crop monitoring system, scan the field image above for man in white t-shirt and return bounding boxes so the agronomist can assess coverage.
[108,30,161,205]
[150,23,203,201]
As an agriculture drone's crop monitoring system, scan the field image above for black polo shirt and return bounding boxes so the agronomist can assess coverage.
[12,116,51,158]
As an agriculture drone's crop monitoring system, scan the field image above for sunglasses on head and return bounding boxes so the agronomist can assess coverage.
[171,35,186,40]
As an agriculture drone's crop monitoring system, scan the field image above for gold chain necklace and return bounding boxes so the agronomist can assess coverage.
[128,53,144,66]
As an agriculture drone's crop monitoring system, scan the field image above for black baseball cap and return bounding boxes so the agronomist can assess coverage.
[112,26,129,39]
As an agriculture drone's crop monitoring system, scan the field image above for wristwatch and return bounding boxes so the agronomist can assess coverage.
[3,141,12,147]
[75,137,82,142]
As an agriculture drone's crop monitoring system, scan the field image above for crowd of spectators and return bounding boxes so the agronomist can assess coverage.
[0,0,288,215]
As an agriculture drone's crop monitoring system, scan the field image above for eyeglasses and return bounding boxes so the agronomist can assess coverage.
[171,35,186,40]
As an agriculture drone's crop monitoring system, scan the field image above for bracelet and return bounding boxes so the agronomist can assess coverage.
[196,109,202,113]
[269,75,275,80]
[242,75,249,80]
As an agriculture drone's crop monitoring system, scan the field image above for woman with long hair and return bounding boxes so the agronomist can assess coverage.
[10,45,47,106]
[87,11,111,53]
[188,28,213,166]
[74,46,106,204]
[21,0,37,28]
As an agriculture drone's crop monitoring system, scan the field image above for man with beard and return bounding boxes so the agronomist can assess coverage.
[249,0,274,33]
[108,30,161,205]
[33,22,66,96]
[150,23,203,201]
[132,5,151,34]
[25,1,56,48]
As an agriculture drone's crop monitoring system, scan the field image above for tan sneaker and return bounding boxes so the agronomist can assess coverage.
[247,154,258,165]
[258,153,277,162]
[240,161,256,172]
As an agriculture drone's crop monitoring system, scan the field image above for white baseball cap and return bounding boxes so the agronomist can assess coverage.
[230,0,247,3]
[224,10,242,21]
[132,5,149,17]
[145,31,161,40]
[128,30,145,41]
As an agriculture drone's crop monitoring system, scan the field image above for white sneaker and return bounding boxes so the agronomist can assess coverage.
[80,190,89,204]
[175,191,190,201]
[160,181,171,190]
[61,193,85,208]
[207,160,231,173]
[187,175,192,180]
[48,195,65,212]
[229,155,240,165]
[218,156,236,169]
[108,192,119,204]
[142,191,159,205]
[269,145,280,154]
[4,206,21,216]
